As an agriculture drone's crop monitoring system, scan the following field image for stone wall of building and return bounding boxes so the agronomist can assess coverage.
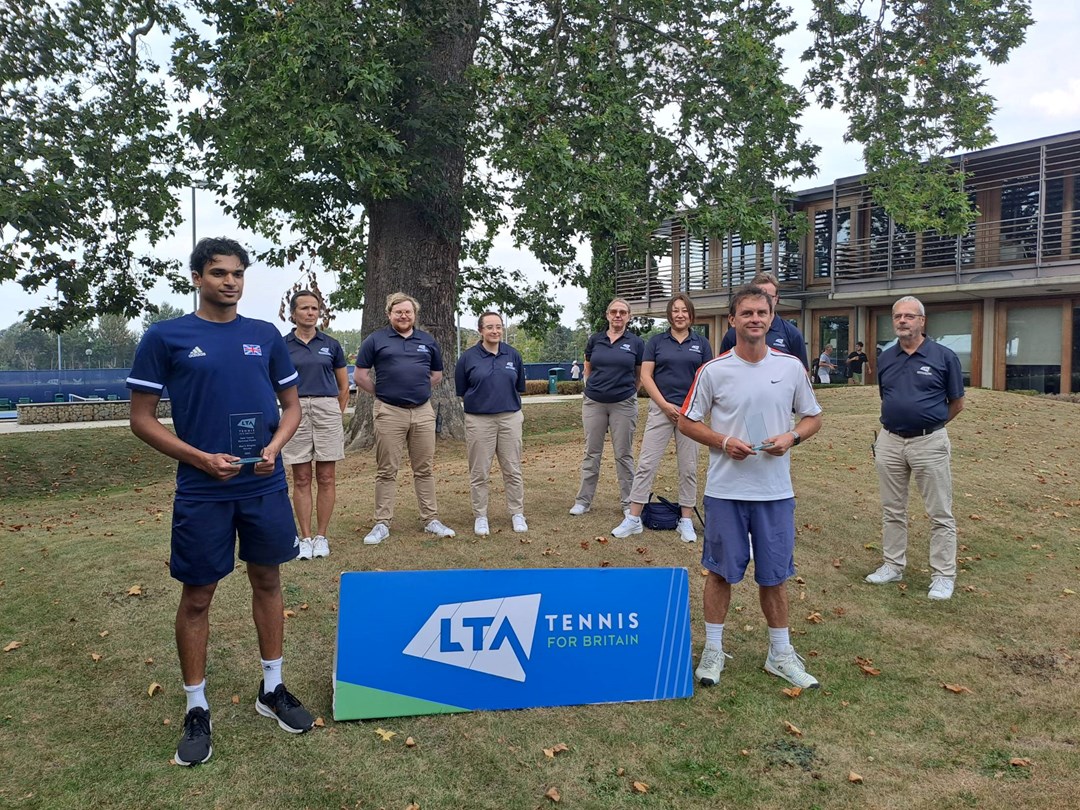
[16,400,172,424]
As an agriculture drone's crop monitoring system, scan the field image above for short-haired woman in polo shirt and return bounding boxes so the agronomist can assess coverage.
[569,298,645,516]
[611,294,711,542]
[281,291,350,559]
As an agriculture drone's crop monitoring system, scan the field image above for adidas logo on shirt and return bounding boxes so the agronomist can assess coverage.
[188,346,206,358]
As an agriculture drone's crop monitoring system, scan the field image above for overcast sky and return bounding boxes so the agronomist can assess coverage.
[2,1,1077,338]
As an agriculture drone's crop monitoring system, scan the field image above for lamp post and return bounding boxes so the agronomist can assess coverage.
[191,185,198,313]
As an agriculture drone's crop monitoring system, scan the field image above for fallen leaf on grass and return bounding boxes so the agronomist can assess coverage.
[1009,758,1033,768]
[98,630,109,638]
[144,657,154,665]
[1063,589,1076,596]
[374,727,396,742]
[90,652,102,662]
[616,767,626,776]
[858,664,881,676]
[969,514,983,521]
[631,781,649,794]
[739,749,750,757]
[127,584,143,596]
[784,721,802,736]
[942,683,972,694]
[848,771,864,784]
[404,735,415,746]
[300,603,309,610]
[805,612,823,624]
[231,695,240,704]
[543,742,569,758]
[832,558,842,568]
[580,541,589,550]
[406,804,420,810]
[4,640,23,652]
[595,536,609,545]
[283,609,296,618]
[147,682,163,697]
[782,687,803,698]
[635,546,647,555]
[544,786,561,802]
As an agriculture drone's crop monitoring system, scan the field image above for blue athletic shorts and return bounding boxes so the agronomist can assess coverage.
[702,496,796,586]
[170,489,298,585]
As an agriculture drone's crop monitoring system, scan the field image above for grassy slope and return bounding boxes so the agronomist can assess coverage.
[1,392,1077,809]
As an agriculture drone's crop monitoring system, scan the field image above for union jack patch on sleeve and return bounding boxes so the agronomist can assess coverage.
[242,344,263,356]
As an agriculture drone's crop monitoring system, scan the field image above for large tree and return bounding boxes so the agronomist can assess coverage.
[2,0,1033,443]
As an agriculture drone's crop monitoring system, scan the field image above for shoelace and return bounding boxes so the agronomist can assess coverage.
[272,686,301,711]
[184,710,211,738]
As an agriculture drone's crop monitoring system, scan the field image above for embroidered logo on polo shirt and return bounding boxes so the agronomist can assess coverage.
[917,365,933,376]
[774,338,787,347]
[417,344,430,353]
[505,361,516,370]
[689,344,702,354]
[619,343,632,351]
[243,344,263,356]
[318,347,332,355]
[188,346,206,358]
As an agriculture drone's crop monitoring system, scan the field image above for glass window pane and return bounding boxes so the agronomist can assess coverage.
[1005,305,1062,393]
[926,309,972,385]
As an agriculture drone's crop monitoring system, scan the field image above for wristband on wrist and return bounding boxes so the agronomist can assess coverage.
[790,430,801,446]
[722,435,732,454]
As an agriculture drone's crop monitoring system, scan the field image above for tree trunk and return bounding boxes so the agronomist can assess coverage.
[346,0,481,450]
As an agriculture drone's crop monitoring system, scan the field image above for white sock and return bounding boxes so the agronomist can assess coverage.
[704,622,724,649]
[184,679,208,713]
[768,626,792,656]
[261,657,283,692]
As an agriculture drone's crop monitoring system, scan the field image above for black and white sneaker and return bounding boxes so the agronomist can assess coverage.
[255,681,314,733]
[174,707,212,766]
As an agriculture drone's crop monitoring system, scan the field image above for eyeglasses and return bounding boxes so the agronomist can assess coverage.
[608,309,630,316]
[390,309,414,317]
[480,324,503,331]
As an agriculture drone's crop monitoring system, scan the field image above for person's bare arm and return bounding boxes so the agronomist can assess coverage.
[335,366,350,412]
[946,396,965,423]
[430,370,444,388]
[129,391,240,480]
[354,366,375,396]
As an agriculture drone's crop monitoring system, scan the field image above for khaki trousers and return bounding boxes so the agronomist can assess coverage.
[465,410,525,517]
[574,395,638,510]
[373,400,438,524]
[628,401,700,507]
[874,428,956,579]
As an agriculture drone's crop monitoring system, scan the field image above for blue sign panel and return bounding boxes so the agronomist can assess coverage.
[333,567,692,720]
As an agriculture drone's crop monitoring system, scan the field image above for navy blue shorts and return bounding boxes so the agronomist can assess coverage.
[702,496,796,586]
[171,489,298,585]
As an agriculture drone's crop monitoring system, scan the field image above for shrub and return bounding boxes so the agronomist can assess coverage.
[556,381,584,395]
[524,380,549,396]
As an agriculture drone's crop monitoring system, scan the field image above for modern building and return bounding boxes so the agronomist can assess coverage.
[615,130,1080,393]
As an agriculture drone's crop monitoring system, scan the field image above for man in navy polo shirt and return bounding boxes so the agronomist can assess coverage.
[718,272,809,369]
[866,295,965,601]
[455,311,528,535]
[354,292,456,545]
[128,237,314,767]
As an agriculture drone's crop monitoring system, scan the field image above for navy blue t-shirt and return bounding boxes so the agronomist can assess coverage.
[584,331,645,403]
[455,341,526,414]
[644,330,712,406]
[877,337,964,433]
[127,314,298,501]
[285,329,346,397]
[356,325,444,406]
[720,318,809,369]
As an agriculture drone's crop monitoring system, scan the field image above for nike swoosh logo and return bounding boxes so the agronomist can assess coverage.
[770,379,782,384]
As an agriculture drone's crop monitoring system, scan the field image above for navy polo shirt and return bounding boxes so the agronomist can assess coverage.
[454,341,526,414]
[720,318,809,369]
[356,325,444,406]
[877,337,964,433]
[285,329,346,397]
[644,330,712,405]
[584,331,645,403]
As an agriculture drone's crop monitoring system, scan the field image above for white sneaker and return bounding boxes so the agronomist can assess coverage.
[297,537,313,560]
[611,515,643,538]
[695,643,732,686]
[865,563,903,584]
[569,503,590,516]
[363,523,389,545]
[312,535,329,558]
[425,520,456,538]
[676,517,697,543]
[474,516,490,536]
[764,649,820,689]
[511,514,528,533]
[928,576,954,601]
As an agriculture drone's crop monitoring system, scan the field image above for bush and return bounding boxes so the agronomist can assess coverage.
[556,381,584,395]
[524,380,549,396]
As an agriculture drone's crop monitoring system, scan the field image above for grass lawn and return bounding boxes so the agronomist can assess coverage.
[1,388,1077,809]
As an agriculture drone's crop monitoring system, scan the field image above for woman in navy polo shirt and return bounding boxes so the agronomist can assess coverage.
[570,298,645,516]
[280,291,350,559]
[611,294,711,542]
[454,311,528,536]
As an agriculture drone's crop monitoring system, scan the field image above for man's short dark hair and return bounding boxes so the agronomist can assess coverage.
[855,341,864,348]
[190,237,250,276]
[729,285,773,317]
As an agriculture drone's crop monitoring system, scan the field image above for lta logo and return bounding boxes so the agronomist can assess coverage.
[403,594,541,682]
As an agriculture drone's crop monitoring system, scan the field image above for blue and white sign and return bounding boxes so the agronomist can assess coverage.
[333,567,692,720]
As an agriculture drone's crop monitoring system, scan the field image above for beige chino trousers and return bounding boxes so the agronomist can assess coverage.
[465,410,525,517]
[373,400,438,524]
[628,401,700,507]
[574,395,638,510]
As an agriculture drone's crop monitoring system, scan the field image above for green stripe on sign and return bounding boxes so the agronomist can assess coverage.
[333,681,471,720]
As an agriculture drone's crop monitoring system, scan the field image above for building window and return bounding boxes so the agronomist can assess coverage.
[926,309,973,387]
[1005,305,1062,394]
